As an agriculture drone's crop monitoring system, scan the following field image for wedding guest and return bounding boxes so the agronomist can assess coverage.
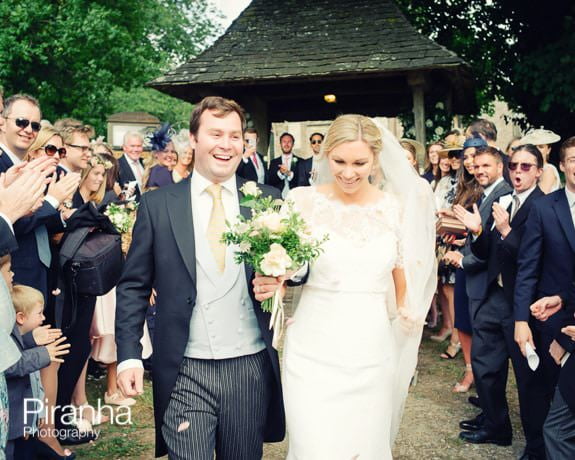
[431,146,460,347]
[445,136,486,392]
[1,99,79,301]
[55,154,113,443]
[117,132,145,202]
[24,125,66,162]
[0,253,21,460]
[297,132,325,186]
[172,133,194,183]
[447,146,512,446]
[400,139,424,171]
[143,124,176,190]
[237,128,266,184]
[267,132,305,196]
[58,124,95,178]
[422,142,442,183]
[456,145,546,456]
[514,137,575,457]
[5,278,70,460]
[519,129,562,193]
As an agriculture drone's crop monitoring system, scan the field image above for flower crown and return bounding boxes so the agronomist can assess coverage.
[89,155,113,170]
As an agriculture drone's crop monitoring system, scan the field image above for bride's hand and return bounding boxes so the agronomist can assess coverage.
[397,308,424,336]
[253,273,286,302]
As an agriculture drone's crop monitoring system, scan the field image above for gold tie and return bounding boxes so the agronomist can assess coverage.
[206,184,226,272]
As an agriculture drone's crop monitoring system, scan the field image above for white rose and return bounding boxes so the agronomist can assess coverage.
[239,241,252,252]
[255,212,285,234]
[235,222,250,234]
[435,102,444,110]
[240,181,261,197]
[425,119,433,128]
[260,243,293,277]
[435,126,445,136]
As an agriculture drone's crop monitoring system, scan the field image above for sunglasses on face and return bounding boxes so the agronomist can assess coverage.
[311,140,322,145]
[6,117,41,132]
[44,144,66,158]
[509,161,537,172]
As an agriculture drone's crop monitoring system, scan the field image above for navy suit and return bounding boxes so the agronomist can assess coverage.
[0,148,64,299]
[236,153,267,184]
[118,154,144,201]
[296,157,313,187]
[266,155,307,192]
[0,217,18,256]
[471,186,547,455]
[514,188,575,454]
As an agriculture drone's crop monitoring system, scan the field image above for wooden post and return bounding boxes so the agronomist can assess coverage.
[408,73,426,150]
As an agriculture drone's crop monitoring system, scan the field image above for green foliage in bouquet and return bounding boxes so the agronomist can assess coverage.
[222,182,327,312]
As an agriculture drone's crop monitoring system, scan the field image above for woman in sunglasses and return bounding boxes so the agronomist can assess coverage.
[24,125,66,162]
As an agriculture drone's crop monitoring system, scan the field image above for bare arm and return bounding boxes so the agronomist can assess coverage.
[538,167,556,194]
[392,267,407,309]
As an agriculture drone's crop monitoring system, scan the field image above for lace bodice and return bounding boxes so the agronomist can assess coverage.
[287,186,403,293]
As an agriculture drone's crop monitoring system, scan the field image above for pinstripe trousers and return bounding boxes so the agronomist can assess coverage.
[162,350,272,460]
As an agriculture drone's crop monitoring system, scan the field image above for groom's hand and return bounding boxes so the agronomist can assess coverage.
[253,273,286,302]
[118,368,144,396]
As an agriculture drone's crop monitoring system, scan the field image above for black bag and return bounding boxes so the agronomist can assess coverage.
[59,227,124,296]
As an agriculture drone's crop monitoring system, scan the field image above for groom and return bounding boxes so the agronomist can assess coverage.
[115,96,285,458]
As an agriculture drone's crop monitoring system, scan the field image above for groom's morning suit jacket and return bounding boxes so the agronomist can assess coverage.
[0,148,64,299]
[115,175,285,457]
[461,178,512,315]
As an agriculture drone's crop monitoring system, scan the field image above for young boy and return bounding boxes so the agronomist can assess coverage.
[4,282,70,460]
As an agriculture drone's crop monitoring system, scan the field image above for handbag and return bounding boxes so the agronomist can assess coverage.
[59,227,124,296]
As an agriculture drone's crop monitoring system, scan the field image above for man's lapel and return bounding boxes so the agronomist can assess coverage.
[166,179,197,283]
[0,147,14,172]
[512,187,544,227]
[553,190,575,254]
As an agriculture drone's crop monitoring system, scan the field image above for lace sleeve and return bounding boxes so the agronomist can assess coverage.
[385,193,404,269]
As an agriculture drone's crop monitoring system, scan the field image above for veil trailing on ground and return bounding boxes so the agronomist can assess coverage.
[313,118,437,442]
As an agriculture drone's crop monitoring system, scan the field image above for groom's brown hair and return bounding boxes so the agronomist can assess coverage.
[189,96,246,137]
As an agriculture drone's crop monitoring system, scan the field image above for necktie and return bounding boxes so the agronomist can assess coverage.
[477,193,486,208]
[206,184,226,272]
[252,153,259,169]
[510,195,521,221]
[35,225,51,268]
[132,160,143,185]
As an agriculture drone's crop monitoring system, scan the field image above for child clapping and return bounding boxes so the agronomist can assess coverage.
[4,284,70,460]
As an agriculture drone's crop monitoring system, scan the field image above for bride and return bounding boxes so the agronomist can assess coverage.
[282,114,436,459]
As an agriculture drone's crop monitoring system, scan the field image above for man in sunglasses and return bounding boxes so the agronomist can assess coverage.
[455,144,547,457]
[57,123,94,182]
[297,132,324,187]
[514,137,575,459]
[0,95,79,298]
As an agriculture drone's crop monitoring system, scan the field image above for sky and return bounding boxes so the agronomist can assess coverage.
[212,0,252,29]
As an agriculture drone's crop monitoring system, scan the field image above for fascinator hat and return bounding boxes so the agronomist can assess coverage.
[519,129,560,146]
[148,122,173,152]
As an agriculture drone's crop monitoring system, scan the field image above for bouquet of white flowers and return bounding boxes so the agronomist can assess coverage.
[222,182,327,347]
[104,202,138,254]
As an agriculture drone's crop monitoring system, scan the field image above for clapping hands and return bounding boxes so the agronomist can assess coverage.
[453,204,481,234]
[530,295,563,321]
[492,203,511,237]
[33,324,63,345]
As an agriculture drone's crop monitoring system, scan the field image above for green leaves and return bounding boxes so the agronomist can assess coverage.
[0,0,222,133]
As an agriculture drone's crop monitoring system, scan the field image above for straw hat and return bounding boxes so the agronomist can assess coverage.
[519,129,560,146]
[400,138,425,158]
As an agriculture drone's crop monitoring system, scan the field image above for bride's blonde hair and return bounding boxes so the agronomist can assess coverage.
[320,114,383,184]
[321,114,382,161]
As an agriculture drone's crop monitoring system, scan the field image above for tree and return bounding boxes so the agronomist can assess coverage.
[396,0,575,141]
[0,0,222,134]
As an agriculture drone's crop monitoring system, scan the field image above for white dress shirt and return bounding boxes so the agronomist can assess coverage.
[126,156,144,188]
[565,186,575,229]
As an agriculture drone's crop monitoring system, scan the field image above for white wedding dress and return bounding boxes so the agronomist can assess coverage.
[283,186,404,460]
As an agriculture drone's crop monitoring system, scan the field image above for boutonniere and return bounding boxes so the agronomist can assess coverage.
[291,156,298,165]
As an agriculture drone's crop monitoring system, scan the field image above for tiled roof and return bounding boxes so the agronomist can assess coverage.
[149,0,468,90]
